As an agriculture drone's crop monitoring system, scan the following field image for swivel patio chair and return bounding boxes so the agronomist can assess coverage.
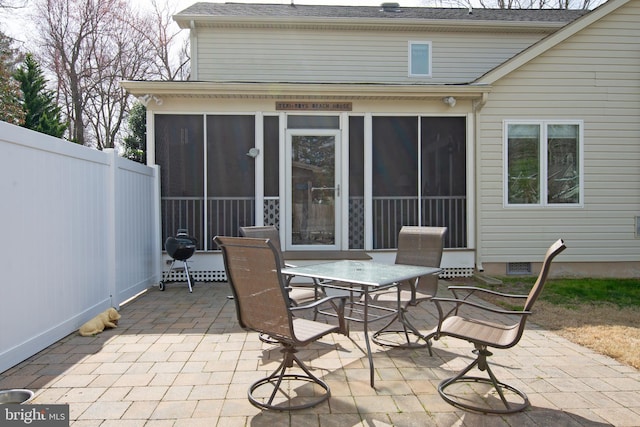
[368,226,446,351]
[214,235,346,410]
[428,238,566,414]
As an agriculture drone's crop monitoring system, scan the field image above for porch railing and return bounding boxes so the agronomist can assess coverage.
[161,195,466,251]
[161,197,256,250]
[372,196,466,249]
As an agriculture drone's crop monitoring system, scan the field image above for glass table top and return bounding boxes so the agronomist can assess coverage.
[281,260,440,288]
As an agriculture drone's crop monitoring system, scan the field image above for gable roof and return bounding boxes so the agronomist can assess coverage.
[476,0,632,84]
[174,2,587,31]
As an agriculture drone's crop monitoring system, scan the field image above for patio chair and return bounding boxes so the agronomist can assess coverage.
[428,238,566,414]
[368,226,447,351]
[214,235,346,410]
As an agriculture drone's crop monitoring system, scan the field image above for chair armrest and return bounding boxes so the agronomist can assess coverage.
[448,285,528,300]
[290,294,345,312]
[428,297,531,341]
[290,294,348,335]
[432,297,532,317]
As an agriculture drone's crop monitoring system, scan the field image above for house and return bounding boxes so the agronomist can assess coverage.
[121,0,640,280]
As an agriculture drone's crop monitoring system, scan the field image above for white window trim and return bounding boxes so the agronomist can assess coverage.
[408,41,432,78]
[503,119,584,208]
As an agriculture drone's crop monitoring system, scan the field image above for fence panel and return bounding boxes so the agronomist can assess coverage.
[0,122,157,373]
[113,154,160,304]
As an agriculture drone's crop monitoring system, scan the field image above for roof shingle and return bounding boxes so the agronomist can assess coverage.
[176,2,588,23]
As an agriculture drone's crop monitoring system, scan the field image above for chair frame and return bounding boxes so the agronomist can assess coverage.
[427,238,566,414]
[214,235,346,411]
[370,226,446,351]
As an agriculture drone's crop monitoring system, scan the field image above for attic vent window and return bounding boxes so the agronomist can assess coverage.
[381,2,402,12]
[507,262,532,275]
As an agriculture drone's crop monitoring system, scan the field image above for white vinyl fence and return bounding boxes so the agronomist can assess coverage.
[0,121,160,374]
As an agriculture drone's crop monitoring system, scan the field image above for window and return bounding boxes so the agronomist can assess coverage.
[409,41,431,77]
[505,121,582,206]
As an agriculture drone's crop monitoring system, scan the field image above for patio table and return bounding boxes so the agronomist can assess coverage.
[281,260,441,388]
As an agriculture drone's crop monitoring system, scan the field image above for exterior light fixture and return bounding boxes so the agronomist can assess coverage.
[442,96,456,107]
[139,94,163,106]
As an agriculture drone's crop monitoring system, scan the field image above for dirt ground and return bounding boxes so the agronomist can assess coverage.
[531,301,640,370]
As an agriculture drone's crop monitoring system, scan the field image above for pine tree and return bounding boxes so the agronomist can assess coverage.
[122,102,147,163]
[0,31,24,125]
[13,53,67,138]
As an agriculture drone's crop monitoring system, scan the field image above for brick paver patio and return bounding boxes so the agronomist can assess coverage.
[1,281,638,426]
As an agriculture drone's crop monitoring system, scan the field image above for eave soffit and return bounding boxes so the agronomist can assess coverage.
[120,81,491,102]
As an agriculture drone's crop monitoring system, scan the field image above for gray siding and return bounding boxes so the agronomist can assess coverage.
[195,27,546,84]
[477,1,640,262]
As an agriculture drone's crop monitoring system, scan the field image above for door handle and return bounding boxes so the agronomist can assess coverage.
[310,185,340,197]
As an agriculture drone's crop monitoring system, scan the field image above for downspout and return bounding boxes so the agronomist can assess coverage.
[472,93,488,272]
[190,20,198,80]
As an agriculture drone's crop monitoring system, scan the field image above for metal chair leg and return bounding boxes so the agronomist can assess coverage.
[248,345,331,410]
[438,345,529,414]
[372,308,432,353]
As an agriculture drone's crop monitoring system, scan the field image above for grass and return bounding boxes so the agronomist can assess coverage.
[469,276,640,370]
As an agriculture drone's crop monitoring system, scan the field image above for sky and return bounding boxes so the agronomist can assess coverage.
[1,0,444,47]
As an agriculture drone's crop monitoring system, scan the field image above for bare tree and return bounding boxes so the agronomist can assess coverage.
[36,0,155,148]
[134,0,190,81]
[83,9,156,150]
[0,30,24,125]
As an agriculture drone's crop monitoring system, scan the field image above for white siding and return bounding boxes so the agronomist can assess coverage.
[477,1,640,263]
[195,27,546,84]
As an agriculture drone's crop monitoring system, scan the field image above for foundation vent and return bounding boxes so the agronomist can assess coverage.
[507,262,531,275]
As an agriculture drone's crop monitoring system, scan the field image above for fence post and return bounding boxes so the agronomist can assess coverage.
[104,148,118,309]
[152,164,162,285]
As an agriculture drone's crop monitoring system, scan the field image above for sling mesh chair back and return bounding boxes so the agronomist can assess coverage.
[214,236,344,410]
[238,226,317,304]
[369,226,446,350]
[428,238,566,414]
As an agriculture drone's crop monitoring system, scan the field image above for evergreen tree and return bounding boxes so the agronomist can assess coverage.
[0,31,24,125]
[13,53,67,137]
[122,102,147,163]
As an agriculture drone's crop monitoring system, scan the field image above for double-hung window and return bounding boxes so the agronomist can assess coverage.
[504,121,583,207]
[408,41,431,77]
